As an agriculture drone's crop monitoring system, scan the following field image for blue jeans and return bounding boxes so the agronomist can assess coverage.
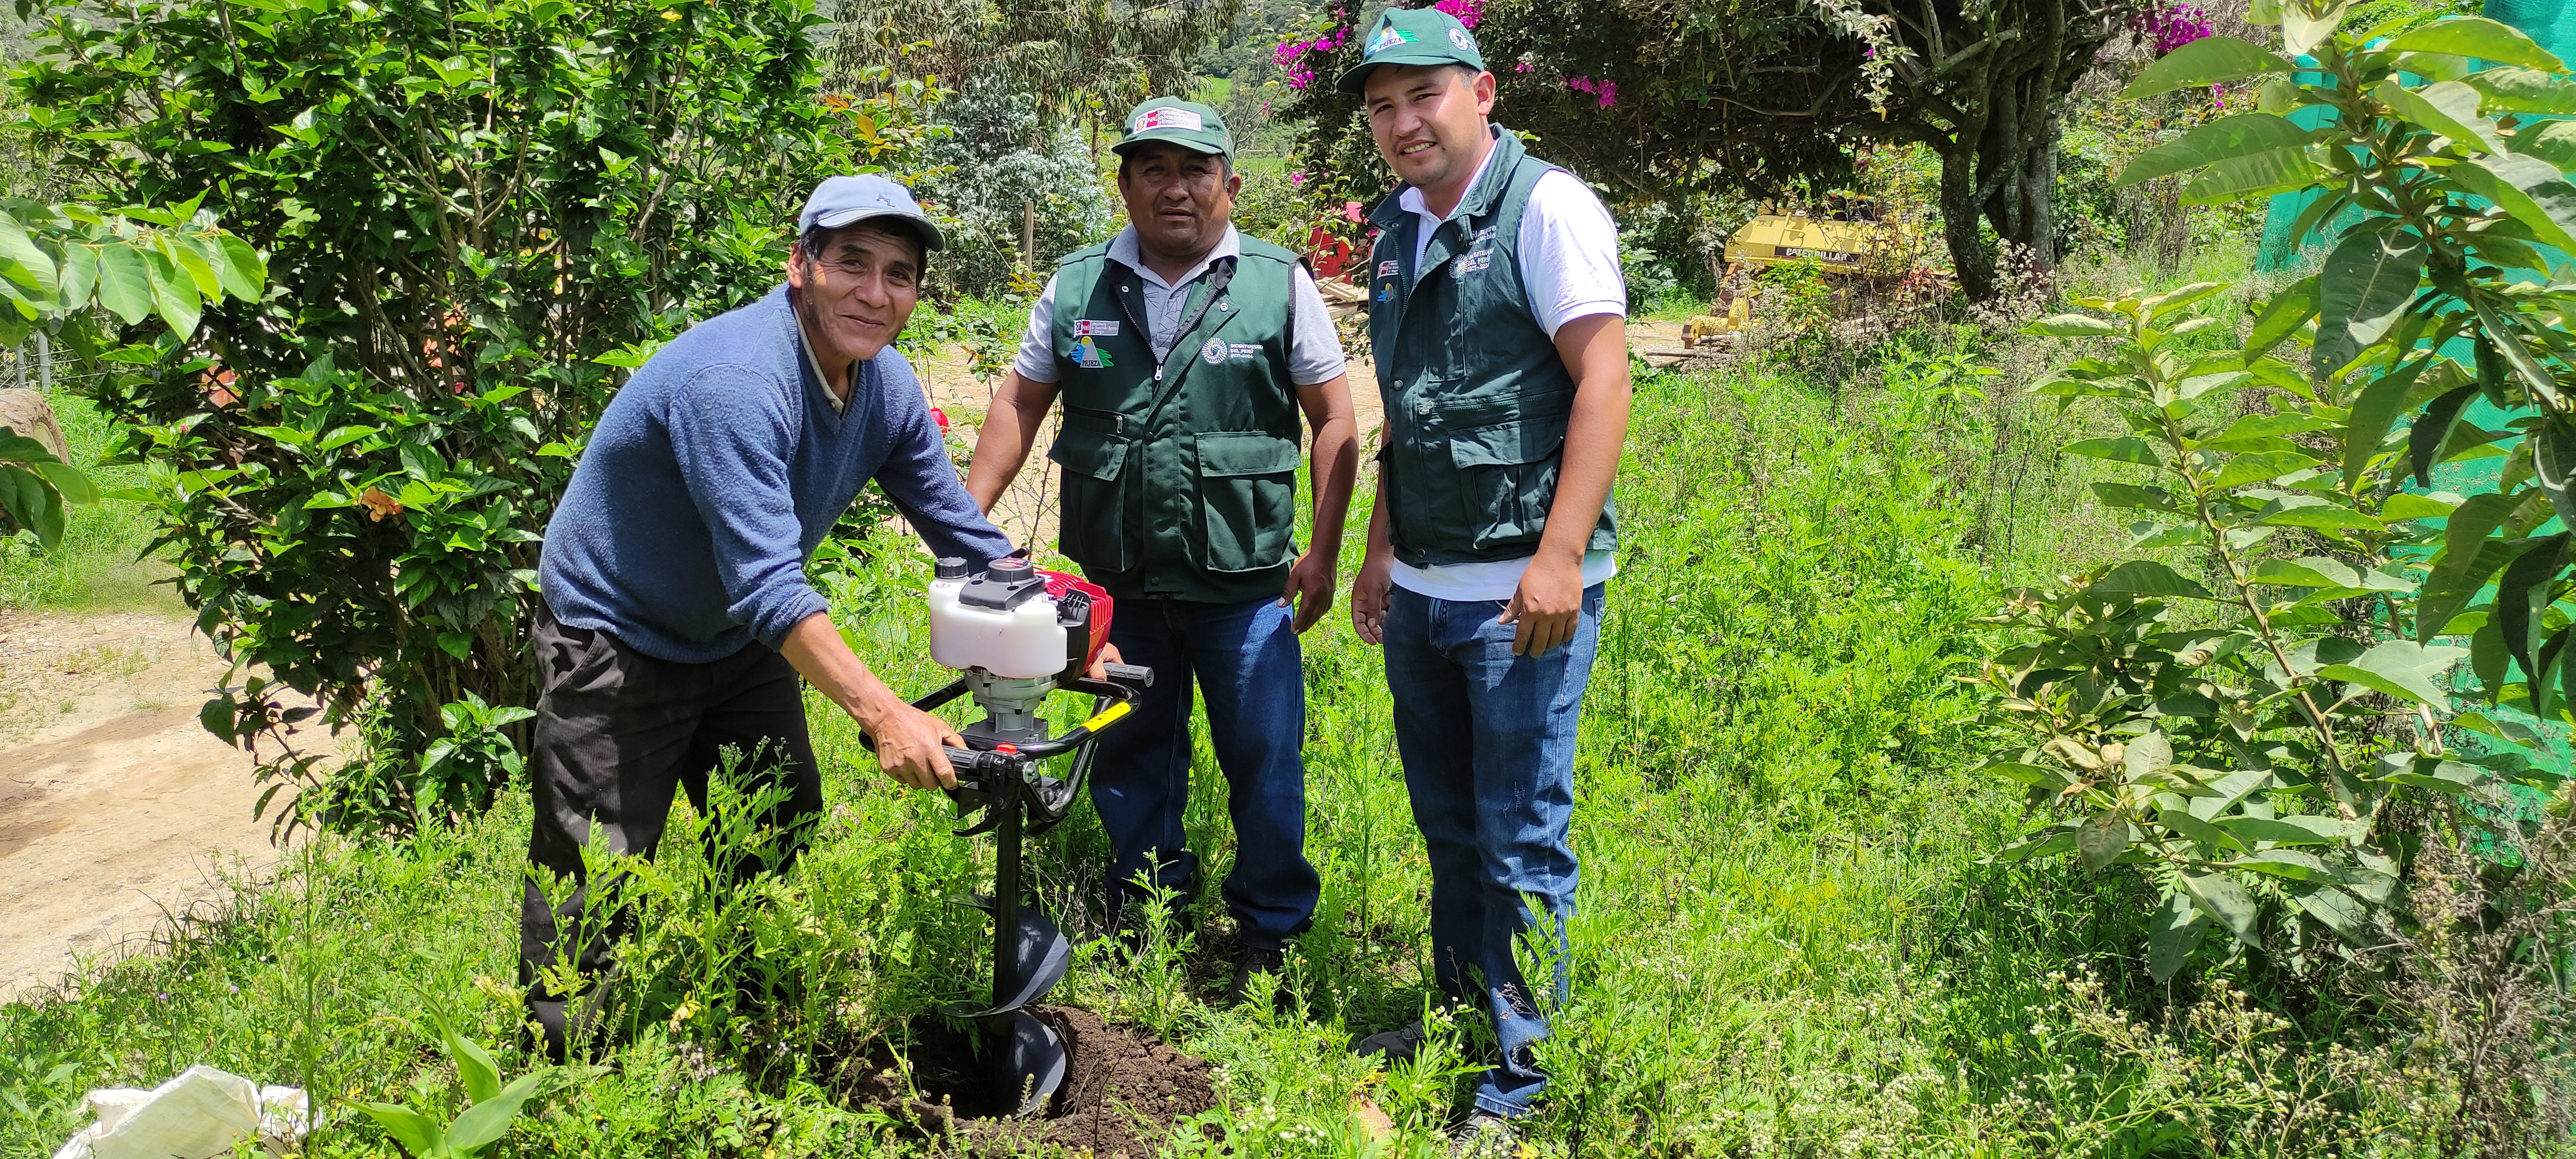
[1383,582,1603,1119]
[1089,596,1319,948]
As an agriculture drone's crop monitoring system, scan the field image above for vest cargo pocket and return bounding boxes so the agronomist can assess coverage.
[1192,431,1302,573]
[1048,425,1135,572]
[1447,416,1567,551]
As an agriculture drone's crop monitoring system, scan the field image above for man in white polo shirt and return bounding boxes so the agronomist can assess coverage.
[1335,6,1632,1145]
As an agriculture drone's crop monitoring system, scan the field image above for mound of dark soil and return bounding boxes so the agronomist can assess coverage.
[841,1006,1217,1157]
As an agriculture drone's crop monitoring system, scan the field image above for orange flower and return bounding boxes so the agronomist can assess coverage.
[358,487,404,522]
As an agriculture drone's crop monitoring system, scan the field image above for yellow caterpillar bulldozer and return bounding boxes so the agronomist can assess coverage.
[1675,197,1941,351]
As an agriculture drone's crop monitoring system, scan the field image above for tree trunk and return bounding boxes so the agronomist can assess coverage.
[1939,143,1998,301]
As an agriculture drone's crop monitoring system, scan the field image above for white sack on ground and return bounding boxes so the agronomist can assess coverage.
[50,1065,309,1159]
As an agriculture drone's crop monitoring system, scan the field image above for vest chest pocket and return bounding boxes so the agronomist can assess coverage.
[1193,431,1302,573]
[1446,410,1569,552]
[1049,424,1135,572]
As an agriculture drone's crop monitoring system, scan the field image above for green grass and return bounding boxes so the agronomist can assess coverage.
[0,336,2476,1157]
[0,388,179,613]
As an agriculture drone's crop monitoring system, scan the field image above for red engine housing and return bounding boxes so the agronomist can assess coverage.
[1038,569,1114,673]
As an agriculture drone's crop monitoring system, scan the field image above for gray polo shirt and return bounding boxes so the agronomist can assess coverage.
[1013,225,1345,386]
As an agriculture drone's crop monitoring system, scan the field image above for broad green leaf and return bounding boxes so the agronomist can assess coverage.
[2219,814,2359,846]
[2496,530,2570,680]
[2204,411,2333,447]
[2282,0,2357,57]
[2126,731,2173,778]
[2470,67,2576,116]
[2518,120,2576,173]
[2449,154,2576,255]
[164,233,223,299]
[2228,849,2332,880]
[2245,275,2319,359]
[2121,36,2295,100]
[2208,450,2320,488]
[147,247,201,338]
[2385,16,2567,72]
[2315,227,2427,382]
[2413,383,2482,485]
[2182,147,2328,206]
[2063,436,2160,465]
[2292,883,2368,939]
[2147,890,2209,983]
[2341,354,2434,484]
[2250,557,2358,587]
[2255,495,2383,532]
[2180,870,2261,947]
[2375,78,2507,154]
[2118,115,2312,187]
[94,242,152,325]
[0,464,65,550]
[2158,805,2246,854]
[2028,313,2119,337]
[2382,490,2461,520]
[2086,560,2215,600]
[447,1070,549,1154]
[215,234,265,301]
[2077,810,2129,871]
[2143,281,2232,319]
[2374,756,2487,792]
[2319,640,2468,705]
[33,461,97,505]
[1984,761,2065,788]
[55,244,97,314]
[441,1022,502,1105]
[353,1102,445,1157]
[2092,481,2178,512]
[0,215,57,297]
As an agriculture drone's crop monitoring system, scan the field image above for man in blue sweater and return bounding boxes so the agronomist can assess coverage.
[521,176,1012,1059]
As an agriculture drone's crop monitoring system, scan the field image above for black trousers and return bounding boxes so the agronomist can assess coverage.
[516,607,824,1060]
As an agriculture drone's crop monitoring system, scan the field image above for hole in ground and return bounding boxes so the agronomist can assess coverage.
[839,1006,1218,1157]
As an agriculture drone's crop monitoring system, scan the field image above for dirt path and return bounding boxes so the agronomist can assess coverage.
[0,611,319,1001]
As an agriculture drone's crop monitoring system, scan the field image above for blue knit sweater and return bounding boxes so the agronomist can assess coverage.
[540,285,1012,663]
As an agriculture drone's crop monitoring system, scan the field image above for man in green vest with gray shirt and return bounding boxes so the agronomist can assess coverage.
[1336,8,1632,1146]
[967,98,1359,1005]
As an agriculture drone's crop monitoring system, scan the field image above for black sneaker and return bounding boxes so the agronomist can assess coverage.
[1227,944,1289,1009]
[1449,1111,1517,1157]
[1350,1019,1430,1063]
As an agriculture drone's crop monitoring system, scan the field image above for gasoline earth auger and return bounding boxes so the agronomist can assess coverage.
[908,555,1152,1117]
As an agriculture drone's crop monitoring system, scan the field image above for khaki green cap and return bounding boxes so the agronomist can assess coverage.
[1110,98,1235,164]
[1334,7,1487,94]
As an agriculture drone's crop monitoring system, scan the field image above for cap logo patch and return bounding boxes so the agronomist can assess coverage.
[1134,106,1204,132]
[1366,26,1416,55]
[1447,27,1475,51]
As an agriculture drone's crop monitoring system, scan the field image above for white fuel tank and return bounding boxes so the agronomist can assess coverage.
[928,558,1069,679]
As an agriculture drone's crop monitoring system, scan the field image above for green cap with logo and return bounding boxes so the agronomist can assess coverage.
[1111,98,1235,164]
[1334,7,1486,94]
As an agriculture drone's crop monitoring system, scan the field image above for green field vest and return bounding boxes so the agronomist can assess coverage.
[1045,234,1306,603]
[1364,127,1619,568]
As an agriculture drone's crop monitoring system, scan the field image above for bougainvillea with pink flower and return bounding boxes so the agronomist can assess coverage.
[1432,0,1483,28]
[2128,3,2213,55]
[1564,74,1617,109]
[1273,25,1352,92]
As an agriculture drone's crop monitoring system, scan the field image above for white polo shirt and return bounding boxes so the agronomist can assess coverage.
[1390,134,1627,602]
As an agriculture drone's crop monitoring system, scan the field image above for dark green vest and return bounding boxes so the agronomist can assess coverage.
[1045,235,1306,603]
[1365,128,1619,568]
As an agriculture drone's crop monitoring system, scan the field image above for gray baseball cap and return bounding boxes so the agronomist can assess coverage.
[798,174,945,252]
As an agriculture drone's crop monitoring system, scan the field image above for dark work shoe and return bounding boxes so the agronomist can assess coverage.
[1450,1111,1518,1158]
[1351,1019,1429,1064]
[1227,944,1289,1009]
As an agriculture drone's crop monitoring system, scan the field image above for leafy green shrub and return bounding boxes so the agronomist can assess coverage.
[14,0,914,833]
[1974,6,2576,1016]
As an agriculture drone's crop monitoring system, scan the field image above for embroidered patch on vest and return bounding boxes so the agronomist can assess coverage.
[1198,338,1263,364]
[1450,249,1494,277]
[1071,335,1114,368]
[1072,319,1121,336]
[1377,260,1400,278]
